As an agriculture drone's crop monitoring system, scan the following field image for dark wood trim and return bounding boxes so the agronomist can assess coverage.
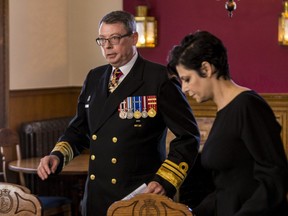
[0,0,9,128]
[9,86,81,97]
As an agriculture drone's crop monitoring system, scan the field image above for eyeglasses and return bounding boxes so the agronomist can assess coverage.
[96,33,133,46]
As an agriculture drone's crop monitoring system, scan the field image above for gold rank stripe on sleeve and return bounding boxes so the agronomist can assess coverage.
[156,160,189,189]
[51,141,74,167]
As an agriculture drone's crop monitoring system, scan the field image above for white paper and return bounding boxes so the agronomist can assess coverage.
[122,183,147,200]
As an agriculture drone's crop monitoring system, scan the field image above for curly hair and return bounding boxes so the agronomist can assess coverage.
[167,31,230,80]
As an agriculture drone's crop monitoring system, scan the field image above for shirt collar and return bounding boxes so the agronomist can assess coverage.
[113,52,138,77]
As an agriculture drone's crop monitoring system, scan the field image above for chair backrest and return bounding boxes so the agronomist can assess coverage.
[0,128,25,186]
[0,182,42,216]
[107,193,193,216]
[0,128,72,216]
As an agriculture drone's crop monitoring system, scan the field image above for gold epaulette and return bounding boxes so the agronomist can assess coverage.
[156,159,189,190]
[51,141,74,167]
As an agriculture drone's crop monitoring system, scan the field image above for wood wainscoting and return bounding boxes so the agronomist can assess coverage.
[9,87,81,131]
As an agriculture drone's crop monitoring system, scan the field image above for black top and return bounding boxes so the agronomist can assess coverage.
[194,91,288,216]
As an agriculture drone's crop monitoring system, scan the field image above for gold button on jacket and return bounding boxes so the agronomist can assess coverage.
[111,158,117,164]
[92,134,97,140]
[112,137,118,143]
[90,174,95,180]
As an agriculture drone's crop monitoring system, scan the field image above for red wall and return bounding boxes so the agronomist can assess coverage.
[124,0,288,93]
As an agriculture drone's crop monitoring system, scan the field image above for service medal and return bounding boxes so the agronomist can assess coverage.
[142,110,148,118]
[118,99,127,119]
[119,110,127,119]
[141,96,148,118]
[132,96,142,119]
[126,97,134,119]
[134,110,142,119]
[147,95,157,118]
[148,108,156,118]
[127,110,134,119]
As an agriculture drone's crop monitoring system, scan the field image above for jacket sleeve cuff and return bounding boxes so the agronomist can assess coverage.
[153,159,190,198]
[51,141,74,165]
[153,174,176,198]
[156,159,189,187]
[50,151,64,174]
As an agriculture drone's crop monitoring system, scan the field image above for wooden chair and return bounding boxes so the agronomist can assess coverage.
[107,193,193,216]
[0,182,42,216]
[0,128,72,216]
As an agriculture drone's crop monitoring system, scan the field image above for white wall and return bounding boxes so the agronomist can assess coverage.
[9,0,122,90]
[68,0,123,86]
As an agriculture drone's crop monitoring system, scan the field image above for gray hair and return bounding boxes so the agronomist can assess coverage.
[99,10,136,34]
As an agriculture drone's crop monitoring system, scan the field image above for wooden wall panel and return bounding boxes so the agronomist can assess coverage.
[9,87,81,131]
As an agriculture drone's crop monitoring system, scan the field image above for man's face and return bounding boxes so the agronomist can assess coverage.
[98,22,138,68]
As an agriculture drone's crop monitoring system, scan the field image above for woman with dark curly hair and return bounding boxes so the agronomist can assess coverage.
[167,30,288,216]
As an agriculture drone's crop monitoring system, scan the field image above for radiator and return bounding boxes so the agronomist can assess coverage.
[19,116,86,214]
[20,116,72,158]
[19,116,73,195]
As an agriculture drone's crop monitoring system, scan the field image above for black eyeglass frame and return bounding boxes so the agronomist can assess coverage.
[96,33,133,46]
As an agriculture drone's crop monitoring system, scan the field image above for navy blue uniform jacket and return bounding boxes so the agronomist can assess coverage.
[51,56,200,215]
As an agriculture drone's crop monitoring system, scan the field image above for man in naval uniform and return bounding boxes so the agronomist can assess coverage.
[37,10,200,216]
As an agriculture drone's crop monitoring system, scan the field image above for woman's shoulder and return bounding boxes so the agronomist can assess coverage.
[220,90,267,114]
[234,90,266,106]
[231,90,275,117]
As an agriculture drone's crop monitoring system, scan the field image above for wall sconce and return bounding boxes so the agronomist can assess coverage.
[225,0,237,18]
[278,1,288,45]
[135,5,157,48]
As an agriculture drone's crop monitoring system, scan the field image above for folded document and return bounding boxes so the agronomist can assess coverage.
[122,183,147,200]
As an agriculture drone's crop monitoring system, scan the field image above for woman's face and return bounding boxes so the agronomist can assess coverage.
[176,64,212,103]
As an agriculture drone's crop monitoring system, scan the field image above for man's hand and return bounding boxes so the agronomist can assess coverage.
[37,155,60,180]
[143,181,166,195]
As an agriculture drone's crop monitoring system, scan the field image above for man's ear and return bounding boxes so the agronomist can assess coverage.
[201,61,213,77]
[133,32,139,45]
